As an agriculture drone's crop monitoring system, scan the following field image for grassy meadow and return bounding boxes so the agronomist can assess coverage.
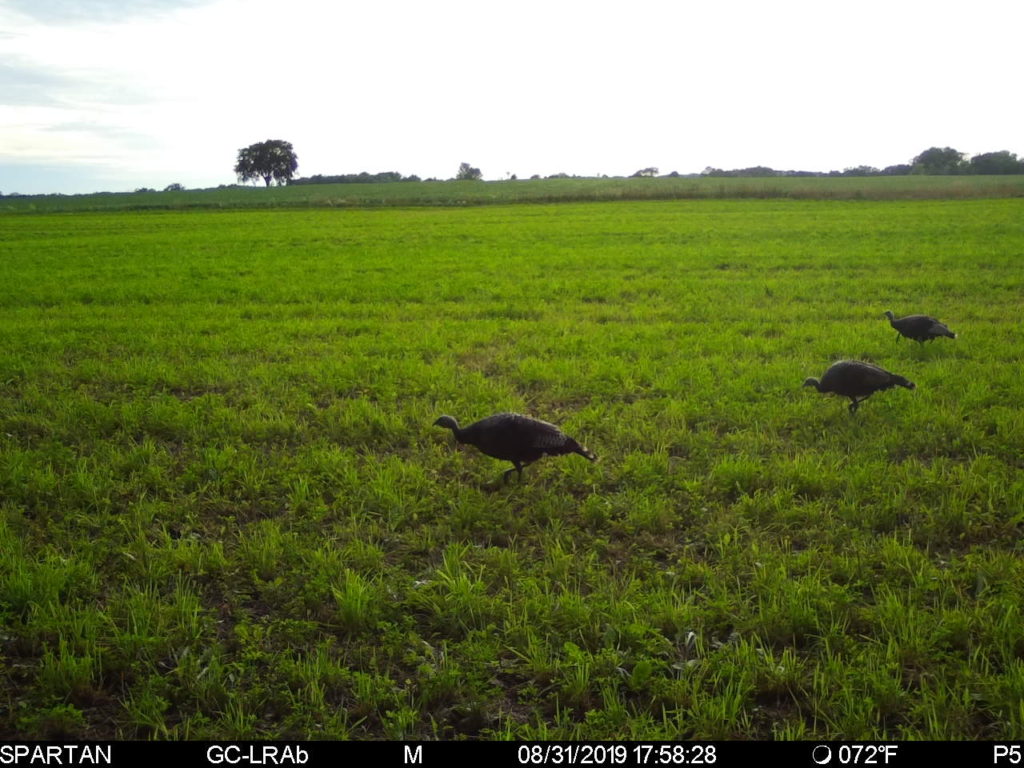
[1,194,1023,740]
[3,173,1024,213]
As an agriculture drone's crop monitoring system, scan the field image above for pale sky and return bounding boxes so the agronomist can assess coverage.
[1,0,1021,195]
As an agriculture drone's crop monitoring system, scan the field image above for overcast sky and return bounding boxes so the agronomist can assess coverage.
[2,0,1021,194]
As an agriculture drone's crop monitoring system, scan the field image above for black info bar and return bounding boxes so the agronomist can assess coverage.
[0,741,1020,766]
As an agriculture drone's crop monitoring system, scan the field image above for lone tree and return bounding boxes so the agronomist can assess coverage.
[235,140,298,186]
[456,162,482,180]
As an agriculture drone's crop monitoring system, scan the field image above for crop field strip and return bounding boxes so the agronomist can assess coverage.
[1,196,1023,739]
[3,173,1024,214]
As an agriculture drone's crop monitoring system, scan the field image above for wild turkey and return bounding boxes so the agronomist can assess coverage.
[803,360,915,413]
[884,310,957,343]
[433,412,597,483]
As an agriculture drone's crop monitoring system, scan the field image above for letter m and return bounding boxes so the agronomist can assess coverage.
[403,745,423,764]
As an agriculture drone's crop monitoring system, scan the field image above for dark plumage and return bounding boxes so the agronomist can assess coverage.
[884,310,957,343]
[434,412,597,483]
[803,360,916,413]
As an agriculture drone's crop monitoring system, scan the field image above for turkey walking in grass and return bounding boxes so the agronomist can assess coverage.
[884,310,957,343]
[803,360,916,413]
[433,412,597,484]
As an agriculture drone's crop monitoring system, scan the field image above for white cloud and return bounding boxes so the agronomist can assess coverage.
[2,0,208,24]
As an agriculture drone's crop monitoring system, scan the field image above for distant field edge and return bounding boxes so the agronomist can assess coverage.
[4,174,1024,213]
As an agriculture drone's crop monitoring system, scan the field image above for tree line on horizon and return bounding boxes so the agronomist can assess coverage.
[698,147,1024,179]
[288,162,481,186]
[282,146,1024,187]
[227,140,1024,191]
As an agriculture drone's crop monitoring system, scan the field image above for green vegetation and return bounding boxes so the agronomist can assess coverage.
[3,174,1023,214]
[1,196,1023,740]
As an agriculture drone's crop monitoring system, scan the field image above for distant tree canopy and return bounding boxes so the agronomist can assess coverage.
[456,162,483,181]
[699,147,1022,179]
[289,171,421,186]
[968,151,1024,174]
[703,166,784,178]
[237,144,1022,188]
[841,166,880,177]
[911,147,966,175]
[878,164,913,176]
[235,140,298,187]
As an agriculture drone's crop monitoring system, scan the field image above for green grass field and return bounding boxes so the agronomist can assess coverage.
[4,173,1024,213]
[2,193,1023,740]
